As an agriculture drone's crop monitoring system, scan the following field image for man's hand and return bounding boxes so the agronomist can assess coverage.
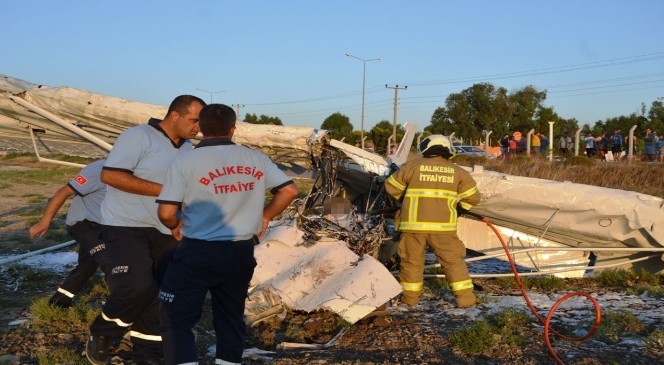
[29,220,50,239]
[258,217,270,239]
[170,219,183,241]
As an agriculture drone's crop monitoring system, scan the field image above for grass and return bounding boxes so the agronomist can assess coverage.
[30,280,107,333]
[470,157,664,198]
[645,329,664,352]
[449,308,534,354]
[595,309,647,343]
[0,152,95,165]
[37,347,88,365]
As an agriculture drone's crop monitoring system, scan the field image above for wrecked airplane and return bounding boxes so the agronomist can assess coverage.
[1,74,663,325]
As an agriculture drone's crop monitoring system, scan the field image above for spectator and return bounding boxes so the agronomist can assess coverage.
[595,131,609,161]
[508,136,517,158]
[540,133,549,156]
[531,131,541,156]
[644,128,657,161]
[559,132,570,156]
[584,132,596,157]
[610,129,623,162]
[499,134,510,159]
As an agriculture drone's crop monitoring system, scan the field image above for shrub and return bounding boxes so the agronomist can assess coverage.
[448,321,496,355]
[595,309,647,343]
[37,347,87,365]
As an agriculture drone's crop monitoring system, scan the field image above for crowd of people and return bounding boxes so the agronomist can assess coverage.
[499,128,664,162]
[30,96,299,365]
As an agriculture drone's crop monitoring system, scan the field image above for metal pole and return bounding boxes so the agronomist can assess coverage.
[346,54,382,150]
[361,62,366,150]
[195,88,225,103]
[385,84,407,154]
[548,121,555,161]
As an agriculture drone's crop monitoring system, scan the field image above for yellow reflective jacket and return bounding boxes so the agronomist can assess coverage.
[384,156,480,232]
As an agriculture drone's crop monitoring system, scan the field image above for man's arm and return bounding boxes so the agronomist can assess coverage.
[158,203,182,240]
[260,183,299,238]
[29,185,75,239]
[101,169,162,197]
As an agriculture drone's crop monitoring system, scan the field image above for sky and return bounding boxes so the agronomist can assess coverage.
[2,1,663,132]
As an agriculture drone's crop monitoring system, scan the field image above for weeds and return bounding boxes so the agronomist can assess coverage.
[30,280,107,333]
[520,276,565,291]
[644,329,664,352]
[448,321,497,355]
[37,347,87,365]
[284,322,307,341]
[472,157,664,197]
[595,309,647,343]
[485,308,532,345]
[449,308,533,354]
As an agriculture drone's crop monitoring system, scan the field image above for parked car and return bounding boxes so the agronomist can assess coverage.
[454,145,488,157]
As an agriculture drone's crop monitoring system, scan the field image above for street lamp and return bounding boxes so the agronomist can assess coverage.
[195,88,225,103]
[346,53,382,150]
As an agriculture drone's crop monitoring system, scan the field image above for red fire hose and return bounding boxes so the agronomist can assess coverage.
[479,216,602,365]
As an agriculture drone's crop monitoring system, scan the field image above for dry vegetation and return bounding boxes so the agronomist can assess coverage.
[454,154,664,198]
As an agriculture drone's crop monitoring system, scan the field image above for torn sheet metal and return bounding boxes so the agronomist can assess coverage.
[248,224,402,324]
[0,74,325,168]
[457,217,590,277]
[470,170,664,251]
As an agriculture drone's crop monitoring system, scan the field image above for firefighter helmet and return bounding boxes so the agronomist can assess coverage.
[418,134,456,156]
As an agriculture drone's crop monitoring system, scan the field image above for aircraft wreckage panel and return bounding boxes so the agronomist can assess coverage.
[248,225,402,324]
[469,170,664,250]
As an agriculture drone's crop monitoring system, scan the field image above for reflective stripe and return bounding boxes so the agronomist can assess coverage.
[101,311,132,327]
[405,188,457,199]
[386,175,406,192]
[215,359,241,365]
[400,281,423,292]
[458,201,473,210]
[458,185,478,199]
[129,330,162,342]
[449,279,474,292]
[56,287,75,298]
[398,222,457,232]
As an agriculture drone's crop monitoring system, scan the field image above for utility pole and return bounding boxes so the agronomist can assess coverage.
[231,104,245,117]
[385,84,407,154]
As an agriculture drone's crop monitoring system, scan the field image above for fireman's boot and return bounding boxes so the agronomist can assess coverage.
[400,290,421,306]
[454,288,476,308]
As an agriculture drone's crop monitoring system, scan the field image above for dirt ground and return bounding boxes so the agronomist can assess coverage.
[1,156,663,365]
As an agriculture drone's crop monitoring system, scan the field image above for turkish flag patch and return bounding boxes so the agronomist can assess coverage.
[74,175,88,186]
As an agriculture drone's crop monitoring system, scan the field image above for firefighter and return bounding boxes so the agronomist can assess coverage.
[384,134,481,308]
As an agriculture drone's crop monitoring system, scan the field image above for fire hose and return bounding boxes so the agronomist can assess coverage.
[466,211,602,365]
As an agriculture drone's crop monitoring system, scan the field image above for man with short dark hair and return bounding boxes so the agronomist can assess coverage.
[157,104,299,365]
[86,95,206,365]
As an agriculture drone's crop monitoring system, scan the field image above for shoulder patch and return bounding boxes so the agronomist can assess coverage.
[74,175,88,186]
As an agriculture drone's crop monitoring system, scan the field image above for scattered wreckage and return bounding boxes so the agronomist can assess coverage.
[1,74,663,326]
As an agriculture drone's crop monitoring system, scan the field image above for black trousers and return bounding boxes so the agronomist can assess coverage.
[90,226,178,361]
[50,220,110,306]
[159,237,256,365]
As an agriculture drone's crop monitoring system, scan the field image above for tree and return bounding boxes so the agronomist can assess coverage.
[369,120,404,155]
[244,113,283,125]
[321,112,354,141]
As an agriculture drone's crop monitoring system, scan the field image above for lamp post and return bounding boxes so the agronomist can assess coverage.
[346,53,382,150]
[195,88,225,103]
